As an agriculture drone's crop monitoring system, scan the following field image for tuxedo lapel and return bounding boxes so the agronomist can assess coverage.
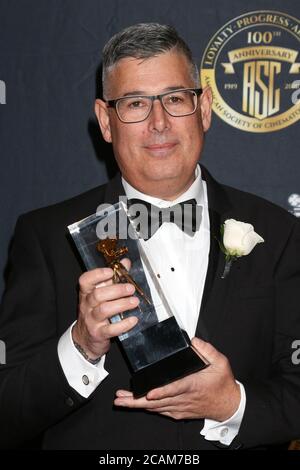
[196,207,221,341]
[104,171,125,203]
[196,166,237,342]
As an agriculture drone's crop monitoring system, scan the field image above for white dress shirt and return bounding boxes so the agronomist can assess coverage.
[58,164,246,446]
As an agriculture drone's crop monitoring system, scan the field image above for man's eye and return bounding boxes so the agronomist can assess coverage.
[127,100,145,108]
[168,95,183,104]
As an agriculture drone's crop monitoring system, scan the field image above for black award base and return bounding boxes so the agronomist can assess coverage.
[122,317,208,398]
[131,345,207,397]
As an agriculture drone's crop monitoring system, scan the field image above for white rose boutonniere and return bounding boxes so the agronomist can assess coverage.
[218,219,264,278]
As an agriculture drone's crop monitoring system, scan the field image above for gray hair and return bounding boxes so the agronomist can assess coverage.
[102,23,199,99]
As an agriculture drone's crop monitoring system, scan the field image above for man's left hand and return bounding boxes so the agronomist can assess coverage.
[114,337,240,422]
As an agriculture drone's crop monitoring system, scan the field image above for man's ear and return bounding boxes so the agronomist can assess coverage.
[199,86,213,132]
[94,99,112,143]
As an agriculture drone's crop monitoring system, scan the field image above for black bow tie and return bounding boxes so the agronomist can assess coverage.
[127,198,202,240]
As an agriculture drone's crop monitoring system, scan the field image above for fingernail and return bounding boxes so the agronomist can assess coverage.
[126,284,134,293]
[129,297,138,304]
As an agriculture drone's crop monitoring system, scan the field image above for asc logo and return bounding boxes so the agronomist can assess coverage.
[201,10,300,132]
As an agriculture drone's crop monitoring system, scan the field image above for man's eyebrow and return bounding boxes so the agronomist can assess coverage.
[121,86,189,97]
[122,91,146,97]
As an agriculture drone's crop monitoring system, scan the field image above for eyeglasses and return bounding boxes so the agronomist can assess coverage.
[106,88,202,123]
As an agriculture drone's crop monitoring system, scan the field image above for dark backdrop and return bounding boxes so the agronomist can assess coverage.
[0,0,299,296]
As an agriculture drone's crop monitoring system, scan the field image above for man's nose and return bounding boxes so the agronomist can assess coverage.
[148,98,170,132]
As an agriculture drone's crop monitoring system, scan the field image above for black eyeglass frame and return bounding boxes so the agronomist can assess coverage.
[106,88,203,123]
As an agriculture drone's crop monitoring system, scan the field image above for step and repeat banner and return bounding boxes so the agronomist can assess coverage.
[0,0,300,295]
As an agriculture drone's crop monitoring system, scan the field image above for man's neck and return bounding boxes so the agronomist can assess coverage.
[122,164,203,205]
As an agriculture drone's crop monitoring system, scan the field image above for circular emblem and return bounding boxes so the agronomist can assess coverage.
[201,10,300,132]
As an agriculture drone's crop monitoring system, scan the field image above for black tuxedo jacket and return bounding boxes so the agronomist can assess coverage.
[0,166,300,450]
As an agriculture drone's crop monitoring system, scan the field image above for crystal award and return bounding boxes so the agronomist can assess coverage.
[68,200,208,397]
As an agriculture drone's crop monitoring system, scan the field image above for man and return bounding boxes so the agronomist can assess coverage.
[0,23,300,450]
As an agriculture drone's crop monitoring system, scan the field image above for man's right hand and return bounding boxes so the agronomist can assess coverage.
[72,260,139,360]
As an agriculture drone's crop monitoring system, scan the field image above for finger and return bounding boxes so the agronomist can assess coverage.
[152,410,194,420]
[79,268,114,295]
[158,411,173,418]
[120,258,131,271]
[91,295,139,321]
[114,394,149,408]
[114,394,178,410]
[157,411,195,420]
[146,376,189,400]
[101,315,138,339]
[148,406,176,414]
[114,395,161,409]
[191,337,221,364]
[145,396,179,410]
[86,283,136,309]
[149,406,201,417]
[115,390,134,398]
[95,278,114,289]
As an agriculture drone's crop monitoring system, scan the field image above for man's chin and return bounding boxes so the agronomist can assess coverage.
[143,158,183,177]
[142,169,181,183]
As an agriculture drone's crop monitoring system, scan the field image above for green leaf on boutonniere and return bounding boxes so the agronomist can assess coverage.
[214,223,238,278]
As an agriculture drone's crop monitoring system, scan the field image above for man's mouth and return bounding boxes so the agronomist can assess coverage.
[144,142,178,154]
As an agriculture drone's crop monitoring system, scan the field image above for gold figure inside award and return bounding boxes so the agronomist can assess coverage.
[96,237,151,305]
